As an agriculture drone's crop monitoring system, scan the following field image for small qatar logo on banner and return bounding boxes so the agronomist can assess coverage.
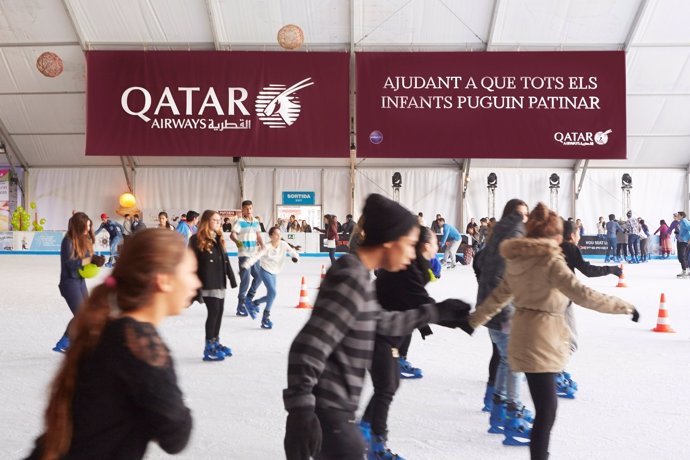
[554,129,612,146]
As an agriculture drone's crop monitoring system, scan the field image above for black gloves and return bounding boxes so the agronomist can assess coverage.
[292,257,299,263]
[418,325,434,340]
[91,254,106,267]
[457,317,475,336]
[284,409,322,460]
[434,299,472,334]
[631,308,640,322]
[609,265,623,277]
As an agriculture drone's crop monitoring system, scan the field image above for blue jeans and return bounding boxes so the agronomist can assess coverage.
[109,234,123,263]
[628,234,640,258]
[254,266,277,318]
[238,256,262,308]
[488,328,523,405]
[606,236,617,259]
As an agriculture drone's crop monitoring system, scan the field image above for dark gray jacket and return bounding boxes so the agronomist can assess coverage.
[475,211,525,331]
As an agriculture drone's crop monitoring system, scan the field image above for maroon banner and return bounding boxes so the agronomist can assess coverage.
[86,51,349,157]
[356,52,626,159]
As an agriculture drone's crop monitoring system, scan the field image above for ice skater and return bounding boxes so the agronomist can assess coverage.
[94,213,125,267]
[361,225,462,459]
[473,199,533,445]
[231,200,265,316]
[437,217,461,268]
[469,203,638,460]
[241,227,299,329]
[52,212,104,353]
[558,219,623,398]
[189,210,238,362]
[283,194,472,460]
[26,229,198,459]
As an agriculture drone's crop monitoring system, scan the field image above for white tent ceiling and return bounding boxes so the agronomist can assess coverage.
[0,0,689,170]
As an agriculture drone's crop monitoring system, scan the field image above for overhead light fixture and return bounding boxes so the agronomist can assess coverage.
[621,173,632,189]
[392,172,402,188]
[487,172,497,188]
[549,173,560,189]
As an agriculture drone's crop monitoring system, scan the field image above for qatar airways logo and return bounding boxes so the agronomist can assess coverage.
[120,78,314,130]
[554,129,612,146]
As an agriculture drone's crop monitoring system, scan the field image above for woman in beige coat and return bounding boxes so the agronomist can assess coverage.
[469,203,639,460]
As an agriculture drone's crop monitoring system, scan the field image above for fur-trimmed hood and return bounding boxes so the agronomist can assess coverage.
[498,237,562,274]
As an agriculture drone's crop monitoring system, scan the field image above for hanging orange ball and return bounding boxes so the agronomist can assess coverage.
[36,52,64,77]
[277,24,304,50]
[119,192,137,208]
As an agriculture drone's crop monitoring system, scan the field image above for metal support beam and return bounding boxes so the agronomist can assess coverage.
[205,0,223,51]
[62,0,88,50]
[573,159,589,219]
[237,158,245,202]
[119,156,136,193]
[624,0,651,52]
[349,0,357,216]
[485,0,503,51]
[685,163,690,213]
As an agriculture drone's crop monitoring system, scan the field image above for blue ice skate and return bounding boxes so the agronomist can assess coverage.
[236,304,248,316]
[482,384,494,412]
[202,340,225,362]
[502,408,531,446]
[556,373,577,399]
[358,420,372,444]
[368,434,405,460]
[260,317,273,329]
[488,397,506,434]
[399,357,422,379]
[215,338,232,357]
[52,335,70,353]
[244,298,260,320]
[561,371,578,390]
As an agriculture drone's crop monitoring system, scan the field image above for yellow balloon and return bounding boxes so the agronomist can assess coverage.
[119,192,137,208]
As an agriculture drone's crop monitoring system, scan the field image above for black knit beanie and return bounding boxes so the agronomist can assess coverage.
[359,194,418,247]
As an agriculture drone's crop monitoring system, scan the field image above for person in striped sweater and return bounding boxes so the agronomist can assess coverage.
[283,194,472,460]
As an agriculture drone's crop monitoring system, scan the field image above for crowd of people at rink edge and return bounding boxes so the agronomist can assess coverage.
[37,195,690,460]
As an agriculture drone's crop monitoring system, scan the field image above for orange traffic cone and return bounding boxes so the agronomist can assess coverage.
[320,265,327,280]
[294,276,312,309]
[652,293,674,333]
[615,264,627,288]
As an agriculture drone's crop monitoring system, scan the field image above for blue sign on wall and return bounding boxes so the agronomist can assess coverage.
[282,191,315,205]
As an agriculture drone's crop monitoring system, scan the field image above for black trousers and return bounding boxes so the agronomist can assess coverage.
[487,340,500,386]
[59,279,88,337]
[678,241,688,270]
[525,373,558,460]
[398,333,412,358]
[203,296,225,341]
[616,243,627,258]
[363,337,400,436]
[314,408,366,460]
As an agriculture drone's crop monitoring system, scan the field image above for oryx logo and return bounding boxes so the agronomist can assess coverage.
[255,78,314,128]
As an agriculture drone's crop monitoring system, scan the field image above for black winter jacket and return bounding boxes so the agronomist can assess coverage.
[475,211,525,331]
[560,242,615,277]
[189,233,237,292]
[375,261,434,345]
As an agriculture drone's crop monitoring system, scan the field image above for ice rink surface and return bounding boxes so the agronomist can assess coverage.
[1,255,688,460]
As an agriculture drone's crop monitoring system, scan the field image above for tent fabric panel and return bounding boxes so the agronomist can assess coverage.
[491,0,641,45]
[28,167,128,230]
[354,0,492,45]
[0,0,79,43]
[67,0,213,44]
[216,0,350,45]
[0,46,85,93]
[0,93,85,133]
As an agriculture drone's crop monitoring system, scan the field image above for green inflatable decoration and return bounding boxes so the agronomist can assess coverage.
[78,263,100,279]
